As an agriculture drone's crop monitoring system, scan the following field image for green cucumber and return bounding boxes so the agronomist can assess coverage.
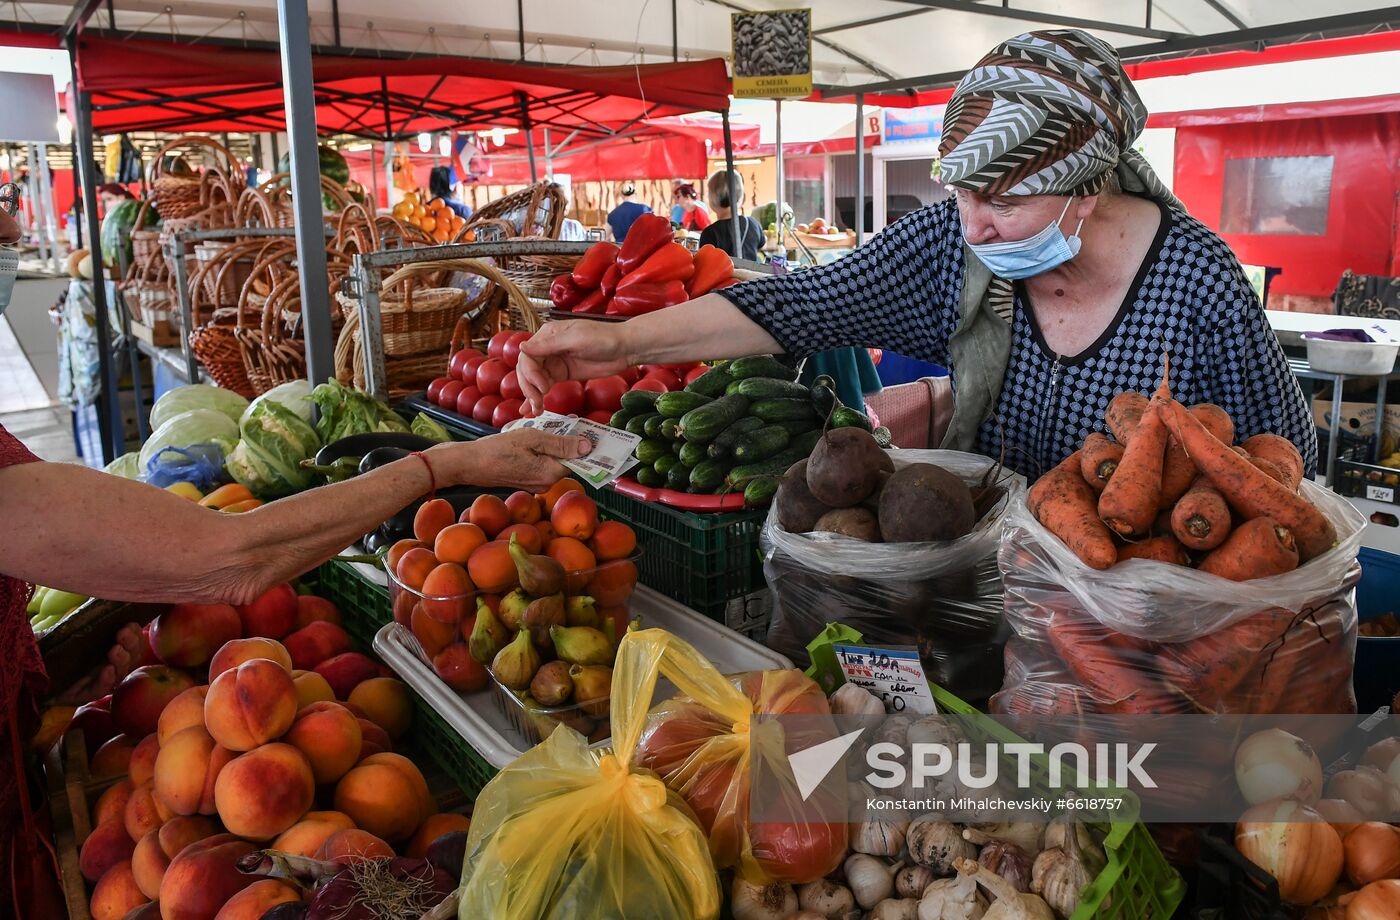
[620,389,663,415]
[683,363,733,397]
[707,416,767,460]
[660,418,682,440]
[643,415,667,439]
[873,426,893,448]
[743,476,781,508]
[678,394,750,443]
[732,377,811,401]
[654,454,680,476]
[609,409,632,430]
[724,380,746,397]
[635,439,671,466]
[830,406,874,432]
[751,398,820,423]
[724,432,821,490]
[656,391,714,418]
[678,441,709,468]
[636,467,665,488]
[774,418,819,437]
[672,439,685,456]
[731,425,791,464]
[810,379,838,421]
[625,413,657,437]
[689,460,728,493]
[728,355,798,381]
[666,463,693,491]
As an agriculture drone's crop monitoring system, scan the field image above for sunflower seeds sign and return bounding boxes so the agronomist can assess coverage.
[731,8,812,99]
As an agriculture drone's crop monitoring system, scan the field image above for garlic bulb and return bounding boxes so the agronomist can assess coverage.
[963,822,1045,862]
[896,864,938,899]
[956,858,1055,920]
[797,878,856,918]
[845,853,898,909]
[730,877,797,920]
[918,874,987,920]
[1043,816,1100,871]
[852,811,911,858]
[907,717,965,748]
[831,682,886,716]
[908,815,977,874]
[868,898,920,920]
[978,840,1033,893]
[1030,823,1101,919]
[875,715,915,748]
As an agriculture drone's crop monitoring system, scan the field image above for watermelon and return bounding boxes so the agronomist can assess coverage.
[99,197,157,269]
[276,145,350,210]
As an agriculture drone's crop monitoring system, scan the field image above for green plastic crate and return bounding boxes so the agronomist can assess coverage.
[805,624,1185,920]
[411,690,498,800]
[316,559,393,652]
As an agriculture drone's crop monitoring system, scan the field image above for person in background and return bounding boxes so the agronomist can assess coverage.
[675,183,711,232]
[606,181,652,242]
[97,183,133,217]
[428,166,473,220]
[698,169,764,262]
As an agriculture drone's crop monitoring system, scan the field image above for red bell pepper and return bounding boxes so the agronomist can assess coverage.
[607,280,688,317]
[549,273,587,310]
[615,213,673,274]
[686,244,734,297]
[599,263,622,297]
[570,241,619,289]
[573,287,611,315]
[617,242,695,292]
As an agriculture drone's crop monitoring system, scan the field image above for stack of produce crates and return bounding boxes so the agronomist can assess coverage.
[313,558,392,651]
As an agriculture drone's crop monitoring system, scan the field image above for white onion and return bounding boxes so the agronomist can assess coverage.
[1235,728,1323,806]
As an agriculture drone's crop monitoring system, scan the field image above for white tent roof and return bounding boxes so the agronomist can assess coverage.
[7,1,1400,94]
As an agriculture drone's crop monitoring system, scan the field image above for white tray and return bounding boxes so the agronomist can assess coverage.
[373,585,792,770]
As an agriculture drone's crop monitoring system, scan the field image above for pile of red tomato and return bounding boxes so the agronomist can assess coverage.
[425,330,707,429]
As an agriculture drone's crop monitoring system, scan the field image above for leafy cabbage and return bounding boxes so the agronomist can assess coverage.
[150,384,249,430]
[243,379,314,427]
[103,451,143,479]
[139,409,240,473]
[311,379,409,442]
[226,400,323,498]
[411,413,452,443]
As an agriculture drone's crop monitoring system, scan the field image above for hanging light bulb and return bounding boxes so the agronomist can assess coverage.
[439,134,451,157]
[417,133,432,153]
[491,128,506,148]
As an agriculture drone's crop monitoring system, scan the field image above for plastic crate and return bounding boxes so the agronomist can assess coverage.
[805,624,1186,920]
[1354,546,1400,712]
[315,558,393,652]
[410,690,498,800]
[1193,832,1289,920]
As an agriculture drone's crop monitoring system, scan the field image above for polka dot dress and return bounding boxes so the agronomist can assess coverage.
[720,198,1317,481]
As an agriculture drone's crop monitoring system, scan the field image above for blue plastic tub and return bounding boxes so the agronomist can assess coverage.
[1354,546,1400,712]
[874,351,947,387]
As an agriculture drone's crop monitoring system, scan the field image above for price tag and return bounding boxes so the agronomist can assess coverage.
[1366,484,1395,503]
[832,644,936,714]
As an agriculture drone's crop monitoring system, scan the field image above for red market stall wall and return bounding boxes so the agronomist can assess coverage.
[1172,110,1400,313]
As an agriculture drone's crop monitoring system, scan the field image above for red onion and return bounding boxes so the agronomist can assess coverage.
[305,858,455,920]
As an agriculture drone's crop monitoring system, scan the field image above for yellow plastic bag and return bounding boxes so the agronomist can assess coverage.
[457,628,723,920]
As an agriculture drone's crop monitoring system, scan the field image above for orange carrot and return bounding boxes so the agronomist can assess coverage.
[1159,610,1285,712]
[1079,432,1124,492]
[1105,391,1149,444]
[1151,508,1175,537]
[1242,433,1304,491]
[1199,517,1299,581]
[1046,612,1186,713]
[1160,400,1336,560]
[1171,475,1233,551]
[1159,436,1196,510]
[1029,451,1118,570]
[1251,456,1289,486]
[1098,402,1168,536]
[1116,533,1189,565]
[1189,403,1236,445]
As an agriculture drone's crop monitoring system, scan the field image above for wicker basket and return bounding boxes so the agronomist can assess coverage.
[501,250,581,300]
[128,198,163,275]
[237,274,308,394]
[470,182,566,239]
[148,135,241,221]
[190,321,255,396]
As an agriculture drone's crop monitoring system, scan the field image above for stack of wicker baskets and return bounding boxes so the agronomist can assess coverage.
[471,183,574,300]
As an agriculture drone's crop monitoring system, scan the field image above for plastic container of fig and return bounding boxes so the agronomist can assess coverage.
[761,450,1025,703]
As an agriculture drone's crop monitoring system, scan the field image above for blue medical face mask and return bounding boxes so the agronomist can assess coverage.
[965,196,1084,280]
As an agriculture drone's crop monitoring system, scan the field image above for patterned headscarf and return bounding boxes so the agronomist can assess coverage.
[939,29,1179,205]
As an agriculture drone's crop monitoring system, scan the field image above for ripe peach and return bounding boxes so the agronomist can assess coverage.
[314,652,380,700]
[213,744,315,840]
[495,523,542,553]
[129,733,160,787]
[291,670,335,708]
[546,537,596,593]
[551,490,598,540]
[466,493,510,538]
[405,812,472,858]
[587,559,637,606]
[79,819,135,883]
[411,603,457,659]
[285,701,362,784]
[71,695,117,753]
[125,780,168,841]
[131,816,218,900]
[333,752,433,842]
[466,541,516,594]
[347,678,413,741]
[150,603,242,669]
[93,778,134,827]
[504,490,542,524]
[304,809,355,829]
[121,902,162,920]
[294,594,341,629]
[356,718,392,759]
[204,658,298,752]
[158,833,258,920]
[540,478,585,515]
[208,637,293,681]
[414,497,456,544]
[112,666,197,739]
[433,522,487,566]
[235,584,298,639]
[90,860,148,920]
[315,828,395,863]
[589,520,637,561]
[157,685,209,744]
[90,734,135,778]
[419,563,474,625]
[154,725,234,816]
[210,879,300,920]
[283,621,352,671]
[271,819,343,858]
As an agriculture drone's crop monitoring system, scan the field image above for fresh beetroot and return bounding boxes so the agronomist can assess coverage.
[425,831,469,883]
[305,858,454,920]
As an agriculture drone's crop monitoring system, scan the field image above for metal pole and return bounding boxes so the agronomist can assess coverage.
[70,142,82,247]
[276,0,335,388]
[517,0,526,61]
[171,235,199,383]
[672,0,679,61]
[854,92,865,242]
[721,109,743,258]
[36,143,60,269]
[774,98,785,255]
[27,144,50,270]
[353,254,387,400]
[520,96,538,182]
[543,127,552,179]
[69,43,119,465]
[383,141,395,209]
[368,144,380,211]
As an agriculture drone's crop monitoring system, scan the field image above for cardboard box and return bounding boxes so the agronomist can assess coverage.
[129,317,180,348]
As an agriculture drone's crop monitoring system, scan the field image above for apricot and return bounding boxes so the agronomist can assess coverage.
[79,818,135,883]
[551,490,598,540]
[392,591,417,627]
[504,490,542,524]
[540,477,585,515]
[210,879,299,920]
[294,594,341,629]
[347,677,413,741]
[283,621,352,671]
[534,521,557,545]
[90,734,135,778]
[433,522,487,565]
[125,780,167,841]
[158,833,258,920]
[271,819,343,858]
[314,652,380,700]
[291,670,335,708]
[208,637,293,681]
[385,538,428,575]
[411,603,457,659]
[129,733,160,787]
[155,725,234,816]
[150,603,241,669]
[413,497,456,544]
[546,537,596,593]
[419,563,474,625]
[204,658,298,752]
[466,493,510,538]
[589,520,637,561]
[466,541,516,594]
[587,559,638,606]
[90,860,148,920]
[405,812,472,858]
[213,743,315,840]
[157,686,209,744]
[395,547,438,591]
[315,828,395,863]
[357,718,392,759]
[495,522,542,554]
[285,701,362,783]
[93,778,134,827]
[333,752,433,842]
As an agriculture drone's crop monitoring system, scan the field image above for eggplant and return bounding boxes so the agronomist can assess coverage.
[359,446,414,475]
[314,433,435,467]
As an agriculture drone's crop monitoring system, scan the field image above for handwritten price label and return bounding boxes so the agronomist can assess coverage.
[832,644,936,715]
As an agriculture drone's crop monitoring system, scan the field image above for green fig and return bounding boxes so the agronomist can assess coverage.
[569,664,612,719]
[564,595,600,629]
[491,628,541,691]
[523,696,593,739]
[522,593,566,651]
[529,660,574,707]
[550,625,613,667]
[468,597,510,664]
[509,534,566,596]
[25,586,48,617]
[499,588,531,632]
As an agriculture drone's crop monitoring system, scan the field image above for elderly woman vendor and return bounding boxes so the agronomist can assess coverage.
[519,30,1316,480]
